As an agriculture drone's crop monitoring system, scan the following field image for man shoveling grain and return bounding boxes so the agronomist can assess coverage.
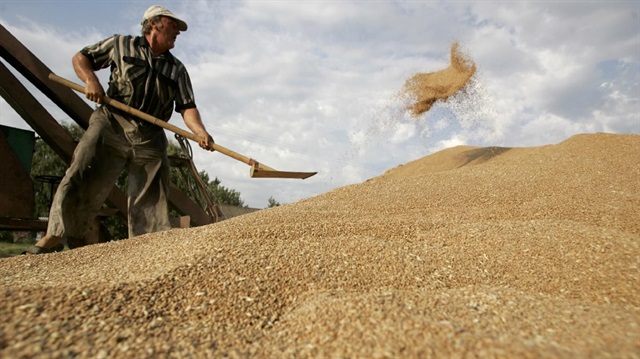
[24,5,215,254]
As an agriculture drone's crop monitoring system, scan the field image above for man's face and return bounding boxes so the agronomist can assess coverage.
[155,16,180,50]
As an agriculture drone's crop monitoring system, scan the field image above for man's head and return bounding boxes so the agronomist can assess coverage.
[141,5,187,34]
[141,5,187,53]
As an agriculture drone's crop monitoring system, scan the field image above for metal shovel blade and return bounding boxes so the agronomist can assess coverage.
[250,167,317,179]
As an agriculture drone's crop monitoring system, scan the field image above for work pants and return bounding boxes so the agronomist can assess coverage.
[47,106,171,240]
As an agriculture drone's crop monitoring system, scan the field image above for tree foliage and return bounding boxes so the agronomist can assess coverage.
[167,138,246,208]
[30,123,84,218]
[267,196,281,208]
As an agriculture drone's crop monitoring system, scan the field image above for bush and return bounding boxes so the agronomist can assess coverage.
[0,231,14,243]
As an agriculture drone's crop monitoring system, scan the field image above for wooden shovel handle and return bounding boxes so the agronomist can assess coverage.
[48,73,276,171]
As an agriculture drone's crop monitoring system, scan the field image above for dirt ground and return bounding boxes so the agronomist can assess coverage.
[0,132,638,358]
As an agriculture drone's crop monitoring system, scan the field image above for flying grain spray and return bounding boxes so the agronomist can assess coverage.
[403,42,476,116]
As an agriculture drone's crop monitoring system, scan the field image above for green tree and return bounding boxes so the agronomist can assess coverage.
[202,172,245,207]
[168,137,246,208]
[0,231,14,243]
[267,196,280,208]
[30,122,84,218]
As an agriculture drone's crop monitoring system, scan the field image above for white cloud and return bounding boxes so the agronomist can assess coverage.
[390,122,416,144]
[519,112,598,146]
[439,135,467,150]
[460,1,639,148]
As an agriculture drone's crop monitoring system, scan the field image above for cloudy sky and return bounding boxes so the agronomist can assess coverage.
[1,0,638,209]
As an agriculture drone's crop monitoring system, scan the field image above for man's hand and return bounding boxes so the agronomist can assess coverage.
[85,78,105,104]
[73,52,104,104]
[198,133,215,152]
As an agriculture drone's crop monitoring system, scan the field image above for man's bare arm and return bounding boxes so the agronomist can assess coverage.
[72,52,105,104]
[181,107,214,151]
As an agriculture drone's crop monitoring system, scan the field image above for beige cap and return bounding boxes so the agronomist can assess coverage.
[142,5,188,31]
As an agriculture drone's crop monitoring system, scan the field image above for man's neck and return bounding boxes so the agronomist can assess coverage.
[145,33,167,56]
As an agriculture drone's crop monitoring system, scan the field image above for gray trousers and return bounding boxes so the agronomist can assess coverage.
[47,106,171,240]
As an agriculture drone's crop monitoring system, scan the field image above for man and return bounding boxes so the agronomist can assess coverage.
[24,5,214,254]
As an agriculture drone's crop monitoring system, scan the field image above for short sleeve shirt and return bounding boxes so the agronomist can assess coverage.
[80,35,196,122]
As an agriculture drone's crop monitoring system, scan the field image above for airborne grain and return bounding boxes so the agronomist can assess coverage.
[404,42,476,116]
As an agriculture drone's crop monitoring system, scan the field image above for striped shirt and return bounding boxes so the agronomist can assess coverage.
[80,35,196,122]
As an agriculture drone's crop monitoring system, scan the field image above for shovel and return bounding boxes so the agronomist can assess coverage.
[49,73,317,179]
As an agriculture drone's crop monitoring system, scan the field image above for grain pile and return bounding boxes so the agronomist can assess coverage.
[1,133,639,358]
[403,43,476,116]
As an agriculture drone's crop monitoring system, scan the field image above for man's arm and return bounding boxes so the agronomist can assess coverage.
[72,52,105,104]
[181,107,215,151]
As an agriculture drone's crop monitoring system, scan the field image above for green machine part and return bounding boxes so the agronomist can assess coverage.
[0,124,35,173]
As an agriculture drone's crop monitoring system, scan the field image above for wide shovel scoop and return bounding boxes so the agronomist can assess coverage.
[49,73,316,179]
